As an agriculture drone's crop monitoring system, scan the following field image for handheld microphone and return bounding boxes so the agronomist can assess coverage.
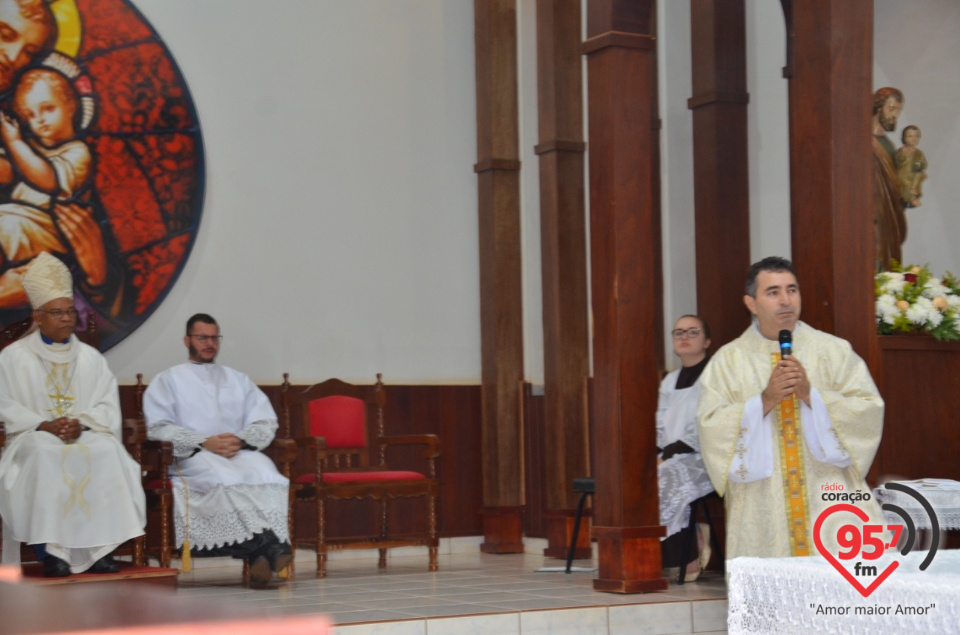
[778,330,792,358]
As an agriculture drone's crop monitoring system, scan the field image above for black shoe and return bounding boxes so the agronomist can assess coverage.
[248,555,271,589]
[263,541,292,573]
[88,555,120,574]
[43,556,71,578]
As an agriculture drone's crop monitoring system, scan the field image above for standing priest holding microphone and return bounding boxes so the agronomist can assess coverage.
[696,256,887,560]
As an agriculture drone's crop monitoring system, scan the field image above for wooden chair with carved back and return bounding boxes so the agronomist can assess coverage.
[0,314,148,567]
[132,373,297,581]
[132,374,175,569]
[282,373,441,577]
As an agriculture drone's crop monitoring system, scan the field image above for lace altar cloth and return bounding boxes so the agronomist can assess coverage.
[728,551,960,634]
[874,479,960,530]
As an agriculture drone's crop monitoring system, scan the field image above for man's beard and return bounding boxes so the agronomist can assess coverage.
[879,113,897,132]
[189,343,216,363]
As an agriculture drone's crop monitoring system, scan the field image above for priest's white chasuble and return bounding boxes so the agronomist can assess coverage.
[0,331,145,572]
[696,322,887,559]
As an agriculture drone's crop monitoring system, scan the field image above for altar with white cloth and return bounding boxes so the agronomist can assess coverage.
[727,551,960,634]
[874,479,960,531]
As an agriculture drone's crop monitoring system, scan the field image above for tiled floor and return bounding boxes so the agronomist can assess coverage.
[173,540,728,635]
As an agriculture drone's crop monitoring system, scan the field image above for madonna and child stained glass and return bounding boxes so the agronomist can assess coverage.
[0,0,204,350]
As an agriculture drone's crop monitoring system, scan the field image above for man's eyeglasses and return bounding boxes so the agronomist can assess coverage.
[38,308,78,320]
[188,335,223,343]
[672,327,702,339]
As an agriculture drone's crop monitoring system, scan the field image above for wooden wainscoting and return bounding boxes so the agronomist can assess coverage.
[120,382,485,543]
[872,336,960,483]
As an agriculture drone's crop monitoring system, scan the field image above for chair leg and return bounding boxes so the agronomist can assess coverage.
[284,489,296,579]
[134,534,145,567]
[379,498,388,569]
[428,492,439,572]
[160,493,172,568]
[317,498,327,578]
[565,490,590,574]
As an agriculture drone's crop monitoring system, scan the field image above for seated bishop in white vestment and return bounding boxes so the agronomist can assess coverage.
[0,252,145,576]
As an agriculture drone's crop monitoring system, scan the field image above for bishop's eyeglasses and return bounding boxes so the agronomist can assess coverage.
[38,308,79,320]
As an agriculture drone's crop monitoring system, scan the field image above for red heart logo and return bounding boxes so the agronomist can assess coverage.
[813,503,899,598]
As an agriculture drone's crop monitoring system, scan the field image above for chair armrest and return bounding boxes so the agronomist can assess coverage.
[294,436,321,449]
[141,439,174,465]
[137,432,173,490]
[380,434,441,459]
[265,436,297,463]
[122,417,147,448]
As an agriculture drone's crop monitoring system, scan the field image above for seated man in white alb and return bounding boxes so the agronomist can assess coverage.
[0,252,145,577]
[143,313,291,588]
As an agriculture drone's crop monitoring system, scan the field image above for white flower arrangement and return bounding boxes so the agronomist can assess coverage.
[875,262,960,341]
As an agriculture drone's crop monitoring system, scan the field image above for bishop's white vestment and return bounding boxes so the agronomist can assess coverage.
[696,322,886,559]
[143,363,289,550]
[0,331,146,572]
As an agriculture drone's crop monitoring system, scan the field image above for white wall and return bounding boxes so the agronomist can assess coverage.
[107,1,957,386]
[875,0,960,275]
[518,0,544,386]
[745,0,790,265]
[109,1,480,385]
[658,1,791,370]
[658,0,696,368]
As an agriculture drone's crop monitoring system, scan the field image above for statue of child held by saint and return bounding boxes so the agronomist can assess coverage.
[896,124,928,208]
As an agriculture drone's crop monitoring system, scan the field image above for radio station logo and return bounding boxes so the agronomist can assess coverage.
[814,482,939,597]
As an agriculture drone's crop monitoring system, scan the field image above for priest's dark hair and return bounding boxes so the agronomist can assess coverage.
[744,257,797,298]
[186,313,218,334]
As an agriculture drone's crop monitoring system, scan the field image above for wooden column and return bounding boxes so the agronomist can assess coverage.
[474,0,525,553]
[583,0,667,593]
[689,0,751,348]
[781,0,876,366]
[535,0,592,560]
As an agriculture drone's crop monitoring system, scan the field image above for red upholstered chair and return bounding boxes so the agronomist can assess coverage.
[282,374,440,577]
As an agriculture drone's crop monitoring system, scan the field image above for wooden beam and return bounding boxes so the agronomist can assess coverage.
[584,0,667,593]
[535,0,592,560]
[474,0,525,553]
[783,0,875,367]
[689,0,751,348]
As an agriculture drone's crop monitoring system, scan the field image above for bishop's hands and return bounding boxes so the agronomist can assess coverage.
[203,432,242,458]
[761,356,811,416]
[38,417,83,442]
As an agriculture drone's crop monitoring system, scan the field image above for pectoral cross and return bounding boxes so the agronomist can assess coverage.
[47,388,74,417]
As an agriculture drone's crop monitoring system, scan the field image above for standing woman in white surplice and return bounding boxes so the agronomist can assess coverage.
[657,315,715,581]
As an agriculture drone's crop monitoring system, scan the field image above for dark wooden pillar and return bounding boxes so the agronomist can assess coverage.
[535,0,592,560]
[781,0,876,367]
[583,0,667,593]
[689,0,751,348]
[474,0,525,553]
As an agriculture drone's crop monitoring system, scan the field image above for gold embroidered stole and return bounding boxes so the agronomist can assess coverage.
[771,352,810,556]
